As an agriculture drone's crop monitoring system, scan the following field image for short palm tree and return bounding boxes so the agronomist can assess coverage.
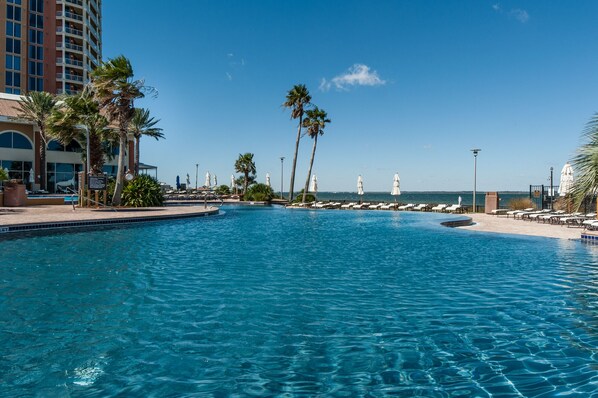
[130,108,163,176]
[90,55,147,205]
[572,113,598,215]
[302,106,331,203]
[283,84,311,202]
[15,91,57,190]
[49,91,114,175]
[234,153,256,195]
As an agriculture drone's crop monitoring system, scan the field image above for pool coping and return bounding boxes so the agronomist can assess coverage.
[0,206,219,236]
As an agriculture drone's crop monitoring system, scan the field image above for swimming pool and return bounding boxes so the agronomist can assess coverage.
[1,206,596,396]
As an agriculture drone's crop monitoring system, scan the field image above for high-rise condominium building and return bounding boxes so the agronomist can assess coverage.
[1,0,102,95]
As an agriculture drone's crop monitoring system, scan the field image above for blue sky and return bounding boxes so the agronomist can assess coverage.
[103,1,598,192]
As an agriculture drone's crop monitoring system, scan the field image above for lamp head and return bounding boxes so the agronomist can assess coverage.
[471,148,481,157]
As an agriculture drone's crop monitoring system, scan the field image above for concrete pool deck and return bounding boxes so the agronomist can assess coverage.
[460,213,585,240]
[0,205,219,235]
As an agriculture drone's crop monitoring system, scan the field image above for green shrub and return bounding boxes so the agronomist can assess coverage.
[508,197,535,210]
[0,168,8,181]
[121,175,164,207]
[215,184,231,195]
[293,189,315,203]
[244,183,274,201]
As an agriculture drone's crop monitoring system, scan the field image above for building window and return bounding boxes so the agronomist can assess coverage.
[0,132,32,149]
[47,139,82,153]
[0,160,33,181]
[47,162,82,193]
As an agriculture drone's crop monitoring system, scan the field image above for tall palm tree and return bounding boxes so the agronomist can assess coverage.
[302,106,331,203]
[90,55,146,205]
[572,113,598,215]
[15,91,57,190]
[234,152,256,195]
[49,91,114,175]
[130,108,163,176]
[283,84,311,202]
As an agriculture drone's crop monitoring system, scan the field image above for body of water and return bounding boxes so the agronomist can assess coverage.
[1,206,597,396]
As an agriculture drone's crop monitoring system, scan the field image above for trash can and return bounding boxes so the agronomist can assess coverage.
[4,182,27,207]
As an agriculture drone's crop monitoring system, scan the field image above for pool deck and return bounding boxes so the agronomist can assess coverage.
[460,213,585,240]
[0,205,219,235]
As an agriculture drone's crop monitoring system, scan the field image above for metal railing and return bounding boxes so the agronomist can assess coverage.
[57,57,83,67]
[57,26,83,37]
[57,11,83,21]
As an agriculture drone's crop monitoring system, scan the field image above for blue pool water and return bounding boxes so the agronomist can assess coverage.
[1,206,597,396]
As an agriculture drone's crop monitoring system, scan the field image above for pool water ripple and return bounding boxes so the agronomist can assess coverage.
[1,206,598,396]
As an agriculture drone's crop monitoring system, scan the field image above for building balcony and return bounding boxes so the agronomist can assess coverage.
[57,57,83,67]
[89,0,100,13]
[57,10,83,22]
[61,0,83,7]
[87,36,100,53]
[57,26,84,37]
[57,88,82,95]
[57,41,84,52]
[87,23,100,40]
[57,72,84,82]
[86,49,98,65]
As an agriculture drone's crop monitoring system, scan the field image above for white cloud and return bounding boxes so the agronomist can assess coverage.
[226,72,232,81]
[510,8,529,23]
[320,64,386,91]
[492,3,529,23]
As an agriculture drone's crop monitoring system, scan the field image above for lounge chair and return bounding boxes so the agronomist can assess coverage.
[398,203,415,211]
[368,203,381,210]
[445,204,462,213]
[341,202,356,209]
[490,209,509,216]
[413,204,430,211]
[506,208,534,218]
[380,203,394,210]
[353,203,370,210]
[431,204,448,212]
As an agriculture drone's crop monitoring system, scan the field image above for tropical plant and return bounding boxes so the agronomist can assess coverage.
[283,84,311,202]
[121,174,164,207]
[49,91,115,174]
[15,91,57,190]
[130,108,163,176]
[507,197,535,210]
[234,152,256,195]
[293,189,315,203]
[244,183,274,202]
[215,184,231,195]
[90,55,148,205]
[572,113,598,214]
[0,168,7,181]
[301,106,330,203]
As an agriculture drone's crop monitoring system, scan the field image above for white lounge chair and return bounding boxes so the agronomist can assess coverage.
[341,202,356,209]
[380,203,394,210]
[431,204,448,212]
[368,203,381,210]
[398,203,415,210]
[445,204,462,213]
[506,208,534,218]
[413,204,429,211]
[353,203,370,210]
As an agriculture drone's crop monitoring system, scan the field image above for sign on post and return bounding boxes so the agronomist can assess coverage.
[88,175,107,191]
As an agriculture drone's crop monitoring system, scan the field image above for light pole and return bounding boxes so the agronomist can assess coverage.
[280,156,285,200]
[471,148,481,213]
[195,163,198,190]
[550,166,554,209]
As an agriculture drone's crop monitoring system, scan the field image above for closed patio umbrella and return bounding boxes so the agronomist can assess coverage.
[310,175,317,193]
[391,173,400,199]
[558,162,574,196]
[213,175,218,187]
[266,173,271,187]
[205,171,211,188]
[357,175,364,198]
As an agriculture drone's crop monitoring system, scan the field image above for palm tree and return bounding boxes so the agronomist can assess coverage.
[90,55,147,205]
[283,84,311,202]
[49,91,114,175]
[15,91,57,190]
[302,106,331,203]
[572,113,598,215]
[234,153,256,195]
[130,108,163,176]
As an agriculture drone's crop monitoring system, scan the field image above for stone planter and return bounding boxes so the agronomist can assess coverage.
[4,182,27,207]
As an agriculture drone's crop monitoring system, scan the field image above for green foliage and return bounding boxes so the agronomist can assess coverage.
[508,197,535,210]
[121,175,164,207]
[293,189,315,203]
[0,168,8,181]
[244,183,274,202]
[215,184,231,195]
[234,153,257,194]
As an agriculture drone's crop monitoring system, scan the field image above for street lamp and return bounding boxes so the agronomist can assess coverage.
[280,156,285,200]
[195,163,198,190]
[471,148,481,213]
[550,166,554,209]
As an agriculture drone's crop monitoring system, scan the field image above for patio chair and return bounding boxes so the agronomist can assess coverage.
[398,203,415,211]
[432,204,448,212]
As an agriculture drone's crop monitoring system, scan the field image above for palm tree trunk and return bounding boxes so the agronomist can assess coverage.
[244,171,249,195]
[288,116,302,202]
[38,129,47,191]
[303,135,318,203]
[134,135,140,176]
[112,131,127,206]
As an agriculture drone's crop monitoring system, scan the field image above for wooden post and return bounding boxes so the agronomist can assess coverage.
[103,190,107,207]
[95,190,99,208]
[87,187,91,208]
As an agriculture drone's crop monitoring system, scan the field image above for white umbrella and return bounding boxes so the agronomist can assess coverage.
[266,173,271,187]
[29,168,35,184]
[205,171,211,188]
[213,174,218,187]
[357,175,364,196]
[458,196,462,206]
[558,162,574,196]
[230,174,235,188]
[391,173,401,196]
[310,175,318,193]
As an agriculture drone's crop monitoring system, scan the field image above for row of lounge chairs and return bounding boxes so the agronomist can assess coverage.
[287,201,465,213]
[498,208,597,228]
